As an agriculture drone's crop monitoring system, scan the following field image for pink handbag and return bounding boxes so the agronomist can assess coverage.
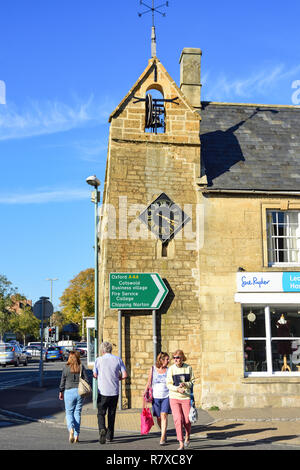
[140,406,154,435]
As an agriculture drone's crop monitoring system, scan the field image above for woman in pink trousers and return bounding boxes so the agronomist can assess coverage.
[166,349,195,450]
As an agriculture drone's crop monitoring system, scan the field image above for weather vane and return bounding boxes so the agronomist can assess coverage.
[138,0,169,58]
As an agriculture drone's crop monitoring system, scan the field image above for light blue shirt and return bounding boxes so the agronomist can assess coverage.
[93,353,127,396]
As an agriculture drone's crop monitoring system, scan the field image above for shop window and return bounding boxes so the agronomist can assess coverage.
[87,328,95,365]
[267,210,300,265]
[243,305,300,375]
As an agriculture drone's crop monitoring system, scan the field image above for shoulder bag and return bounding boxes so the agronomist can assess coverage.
[78,365,92,397]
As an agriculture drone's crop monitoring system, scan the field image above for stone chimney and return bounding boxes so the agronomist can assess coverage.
[179,48,202,108]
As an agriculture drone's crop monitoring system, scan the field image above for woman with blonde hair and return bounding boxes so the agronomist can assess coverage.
[166,349,195,450]
[59,350,89,443]
[144,352,171,445]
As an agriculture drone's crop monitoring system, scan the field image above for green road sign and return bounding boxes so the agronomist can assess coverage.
[109,273,168,310]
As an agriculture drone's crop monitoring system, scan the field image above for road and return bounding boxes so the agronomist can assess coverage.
[0,356,66,390]
[0,359,298,454]
[0,411,297,452]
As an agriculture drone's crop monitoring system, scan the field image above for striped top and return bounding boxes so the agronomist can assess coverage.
[166,363,195,400]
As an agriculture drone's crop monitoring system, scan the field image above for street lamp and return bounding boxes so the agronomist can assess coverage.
[46,277,58,301]
[86,175,100,409]
[45,278,58,329]
[46,278,58,305]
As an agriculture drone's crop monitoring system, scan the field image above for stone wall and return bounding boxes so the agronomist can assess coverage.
[199,194,300,409]
[99,58,203,408]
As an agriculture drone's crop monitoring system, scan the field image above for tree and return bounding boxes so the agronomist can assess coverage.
[51,310,66,330]
[9,296,40,344]
[60,268,94,333]
[0,274,17,341]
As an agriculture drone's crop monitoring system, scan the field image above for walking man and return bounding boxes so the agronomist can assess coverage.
[93,341,127,444]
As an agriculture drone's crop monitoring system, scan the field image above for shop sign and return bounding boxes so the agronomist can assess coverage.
[237,272,300,293]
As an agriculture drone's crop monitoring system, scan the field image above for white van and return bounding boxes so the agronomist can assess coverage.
[58,340,75,351]
[28,342,47,348]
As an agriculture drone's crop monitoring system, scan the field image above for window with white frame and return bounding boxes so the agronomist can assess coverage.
[267,210,300,265]
[243,306,300,375]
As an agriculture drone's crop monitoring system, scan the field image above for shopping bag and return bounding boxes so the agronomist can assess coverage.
[140,407,154,435]
[189,404,198,424]
[189,384,198,424]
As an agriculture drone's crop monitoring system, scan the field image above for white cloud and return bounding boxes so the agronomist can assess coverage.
[0,94,113,141]
[41,138,109,162]
[0,80,6,105]
[203,64,300,102]
[73,139,108,162]
[0,188,90,204]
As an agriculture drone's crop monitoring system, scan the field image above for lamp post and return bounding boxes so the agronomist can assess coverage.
[46,278,58,327]
[86,175,100,409]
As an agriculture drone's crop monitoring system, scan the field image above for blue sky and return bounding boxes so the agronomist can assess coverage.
[0,0,300,310]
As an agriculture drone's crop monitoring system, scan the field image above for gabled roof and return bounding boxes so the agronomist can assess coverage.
[199,102,300,192]
[109,57,200,122]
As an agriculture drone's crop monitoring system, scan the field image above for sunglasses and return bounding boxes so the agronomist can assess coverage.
[173,356,181,359]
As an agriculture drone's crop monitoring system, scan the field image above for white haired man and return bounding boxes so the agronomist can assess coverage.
[93,341,127,444]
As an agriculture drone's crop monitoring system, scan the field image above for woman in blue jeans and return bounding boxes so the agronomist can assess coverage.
[59,351,89,443]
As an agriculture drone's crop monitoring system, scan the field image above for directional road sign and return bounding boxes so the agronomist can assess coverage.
[109,273,168,310]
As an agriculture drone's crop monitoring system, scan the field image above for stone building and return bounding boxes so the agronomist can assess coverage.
[10,296,32,315]
[98,47,300,409]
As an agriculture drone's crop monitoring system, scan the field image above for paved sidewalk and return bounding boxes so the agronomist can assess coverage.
[1,379,300,448]
[79,402,300,447]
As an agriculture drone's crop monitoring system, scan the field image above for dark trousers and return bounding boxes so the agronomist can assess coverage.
[97,393,119,439]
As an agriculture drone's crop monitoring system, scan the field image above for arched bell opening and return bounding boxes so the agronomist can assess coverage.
[146,83,164,95]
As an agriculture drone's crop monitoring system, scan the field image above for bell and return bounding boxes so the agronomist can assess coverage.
[151,113,163,128]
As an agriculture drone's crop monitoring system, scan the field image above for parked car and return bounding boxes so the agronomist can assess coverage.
[22,348,32,362]
[24,345,46,360]
[56,346,69,361]
[45,346,62,362]
[9,340,22,347]
[0,342,28,367]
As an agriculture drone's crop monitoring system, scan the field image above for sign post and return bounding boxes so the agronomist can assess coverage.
[33,297,53,388]
[110,273,168,410]
[118,310,122,411]
[152,310,157,365]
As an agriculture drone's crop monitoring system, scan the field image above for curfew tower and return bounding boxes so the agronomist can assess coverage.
[98,49,205,407]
